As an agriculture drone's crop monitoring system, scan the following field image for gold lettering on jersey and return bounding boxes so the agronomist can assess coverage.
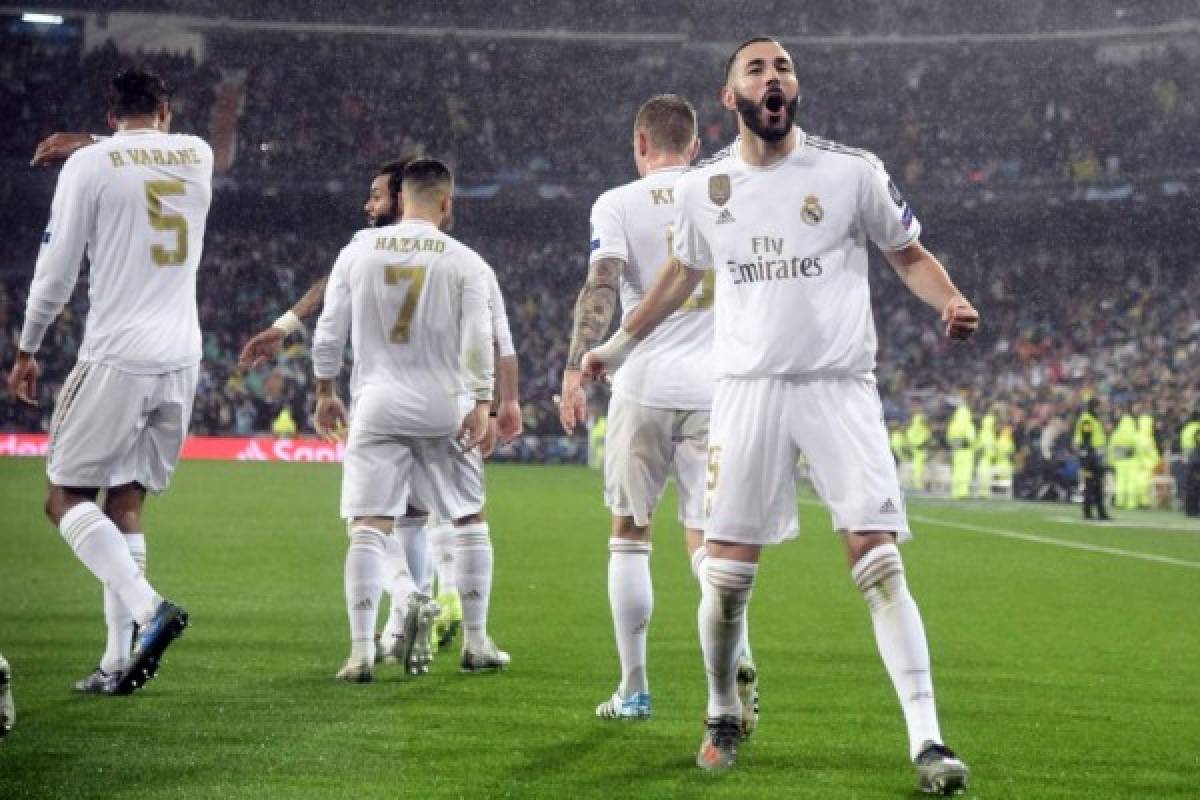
[801,194,824,226]
[114,148,202,168]
[649,188,674,205]
[375,237,446,254]
[708,175,731,206]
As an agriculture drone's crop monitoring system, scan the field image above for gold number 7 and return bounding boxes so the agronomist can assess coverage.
[385,265,428,344]
[144,180,188,267]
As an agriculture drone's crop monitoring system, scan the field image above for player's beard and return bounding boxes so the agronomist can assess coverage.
[733,88,799,143]
[369,198,399,227]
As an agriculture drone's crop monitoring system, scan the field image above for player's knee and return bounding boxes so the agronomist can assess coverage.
[850,541,907,612]
[44,486,96,525]
[103,486,145,533]
[611,515,648,541]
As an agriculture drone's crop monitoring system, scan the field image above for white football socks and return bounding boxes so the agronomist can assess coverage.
[344,526,389,663]
[691,547,752,663]
[429,522,458,596]
[852,543,942,760]
[100,533,146,674]
[699,557,757,719]
[380,519,421,646]
[400,520,432,596]
[59,503,159,625]
[454,522,493,651]
[608,537,652,697]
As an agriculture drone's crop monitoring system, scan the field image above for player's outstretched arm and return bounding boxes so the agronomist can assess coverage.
[884,242,980,340]
[560,256,623,433]
[238,274,331,369]
[30,132,95,167]
[581,257,704,381]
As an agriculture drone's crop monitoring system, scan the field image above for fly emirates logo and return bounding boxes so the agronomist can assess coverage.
[727,236,823,286]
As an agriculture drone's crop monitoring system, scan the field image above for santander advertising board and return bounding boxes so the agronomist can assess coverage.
[0,434,346,463]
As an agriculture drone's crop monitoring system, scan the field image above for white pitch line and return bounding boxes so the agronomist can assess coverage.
[907,513,1200,570]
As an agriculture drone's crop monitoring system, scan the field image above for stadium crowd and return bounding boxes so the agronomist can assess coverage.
[2,30,1199,193]
[32,0,1200,37]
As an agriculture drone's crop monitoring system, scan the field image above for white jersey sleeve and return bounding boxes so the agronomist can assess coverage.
[462,255,496,401]
[589,190,627,265]
[859,158,921,252]
[312,245,355,380]
[487,270,515,358]
[19,153,95,354]
[671,176,714,271]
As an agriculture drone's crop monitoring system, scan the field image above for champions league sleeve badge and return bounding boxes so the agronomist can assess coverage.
[708,174,731,206]
[801,194,824,226]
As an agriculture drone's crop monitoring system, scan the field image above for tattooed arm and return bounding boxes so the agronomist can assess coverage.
[558,256,624,433]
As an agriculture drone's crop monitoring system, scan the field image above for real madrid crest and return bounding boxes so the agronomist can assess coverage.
[708,174,731,206]
[801,194,823,226]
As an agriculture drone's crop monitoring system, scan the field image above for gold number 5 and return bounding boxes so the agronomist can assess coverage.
[385,265,428,344]
[145,180,188,267]
[667,224,715,312]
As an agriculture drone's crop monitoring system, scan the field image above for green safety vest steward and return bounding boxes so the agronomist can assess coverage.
[1073,411,1107,449]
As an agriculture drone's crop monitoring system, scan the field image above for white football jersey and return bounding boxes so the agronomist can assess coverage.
[20,129,213,373]
[312,219,495,438]
[672,130,920,379]
[590,166,713,409]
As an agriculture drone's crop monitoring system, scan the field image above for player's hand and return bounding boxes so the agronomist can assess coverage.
[238,326,286,370]
[6,352,40,406]
[579,351,608,384]
[457,402,491,451]
[496,399,523,443]
[942,296,980,341]
[479,417,499,458]
[314,394,348,442]
[30,132,93,167]
[558,368,587,433]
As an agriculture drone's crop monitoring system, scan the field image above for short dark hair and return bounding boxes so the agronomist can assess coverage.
[725,36,782,81]
[401,158,454,197]
[108,67,171,118]
[377,156,416,200]
[634,94,697,154]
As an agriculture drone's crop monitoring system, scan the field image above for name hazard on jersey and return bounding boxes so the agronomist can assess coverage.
[374,236,446,254]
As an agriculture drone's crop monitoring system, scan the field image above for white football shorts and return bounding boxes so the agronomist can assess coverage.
[46,361,198,493]
[704,375,910,545]
[340,426,485,521]
[604,391,708,530]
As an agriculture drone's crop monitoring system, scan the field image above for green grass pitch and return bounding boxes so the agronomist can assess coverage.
[1,457,1199,798]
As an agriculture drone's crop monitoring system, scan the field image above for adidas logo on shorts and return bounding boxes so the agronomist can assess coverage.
[879,498,898,514]
[715,208,736,225]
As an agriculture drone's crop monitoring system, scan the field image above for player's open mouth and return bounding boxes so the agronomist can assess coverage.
[763,90,785,113]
